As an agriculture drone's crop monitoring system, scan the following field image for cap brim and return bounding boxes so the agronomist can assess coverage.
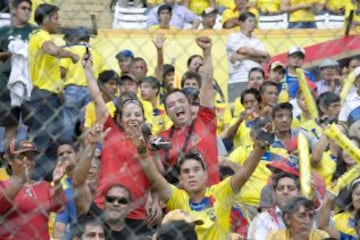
[13,149,40,155]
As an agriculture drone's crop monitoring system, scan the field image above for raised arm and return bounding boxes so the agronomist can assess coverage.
[82,55,109,125]
[317,192,340,239]
[153,33,166,82]
[197,36,215,109]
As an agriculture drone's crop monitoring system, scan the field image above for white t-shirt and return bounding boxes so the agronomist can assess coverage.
[226,32,266,84]
[339,90,360,122]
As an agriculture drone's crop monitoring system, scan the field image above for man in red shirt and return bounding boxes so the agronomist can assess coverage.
[159,36,219,186]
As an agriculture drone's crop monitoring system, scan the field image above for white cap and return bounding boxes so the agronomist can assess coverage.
[288,46,305,57]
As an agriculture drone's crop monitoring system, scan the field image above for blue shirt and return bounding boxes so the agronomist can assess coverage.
[282,70,315,99]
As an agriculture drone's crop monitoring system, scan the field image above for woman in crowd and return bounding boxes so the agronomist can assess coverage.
[0,139,65,239]
[82,53,162,233]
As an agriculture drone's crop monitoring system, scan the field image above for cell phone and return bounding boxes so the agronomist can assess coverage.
[256,130,275,145]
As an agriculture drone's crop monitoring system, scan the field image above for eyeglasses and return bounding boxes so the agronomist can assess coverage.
[14,151,37,161]
[105,196,130,205]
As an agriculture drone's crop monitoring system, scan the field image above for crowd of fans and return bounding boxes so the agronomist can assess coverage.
[1,0,360,240]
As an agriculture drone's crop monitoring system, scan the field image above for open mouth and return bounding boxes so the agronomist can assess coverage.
[176,110,185,118]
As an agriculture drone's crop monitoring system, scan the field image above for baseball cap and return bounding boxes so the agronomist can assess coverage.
[288,46,305,57]
[120,74,138,84]
[8,139,40,156]
[162,210,204,226]
[115,50,134,60]
[202,7,218,17]
[269,61,285,71]
[98,70,119,84]
[319,59,339,69]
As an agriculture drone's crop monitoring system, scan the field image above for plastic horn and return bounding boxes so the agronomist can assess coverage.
[324,123,360,164]
[298,132,312,199]
[328,165,360,195]
[340,66,360,105]
[296,68,318,119]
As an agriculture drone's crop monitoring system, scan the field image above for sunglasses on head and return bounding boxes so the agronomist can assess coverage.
[105,196,130,205]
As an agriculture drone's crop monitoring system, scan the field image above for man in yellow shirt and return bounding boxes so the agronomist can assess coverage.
[134,129,269,239]
[222,0,259,29]
[182,0,216,16]
[60,27,105,142]
[250,0,283,15]
[280,0,324,28]
[28,3,79,180]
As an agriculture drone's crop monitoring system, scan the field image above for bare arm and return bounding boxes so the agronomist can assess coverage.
[220,111,247,140]
[223,18,239,29]
[153,34,166,82]
[192,19,201,29]
[317,192,340,238]
[197,36,215,109]
[60,66,67,79]
[310,134,328,167]
[41,41,79,63]
[83,56,109,125]
[236,46,270,64]
[280,0,311,13]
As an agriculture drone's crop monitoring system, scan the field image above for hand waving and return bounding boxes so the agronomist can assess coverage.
[152,33,166,49]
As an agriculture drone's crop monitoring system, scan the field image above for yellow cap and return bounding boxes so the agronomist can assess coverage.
[162,209,204,226]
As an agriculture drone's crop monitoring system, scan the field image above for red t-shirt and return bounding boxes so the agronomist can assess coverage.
[160,107,220,185]
[0,180,65,240]
[94,116,150,220]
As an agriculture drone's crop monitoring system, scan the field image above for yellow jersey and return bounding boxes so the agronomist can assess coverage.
[288,0,320,22]
[222,7,259,28]
[216,102,232,135]
[311,151,336,187]
[233,98,245,118]
[166,177,235,240]
[267,229,329,240]
[188,0,211,15]
[333,211,356,238]
[229,145,288,206]
[84,101,116,128]
[28,29,62,94]
[250,0,281,13]
[327,0,352,11]
[217,0,235,9]
[60,44,104,86]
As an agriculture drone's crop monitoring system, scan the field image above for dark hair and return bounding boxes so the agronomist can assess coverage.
[181,71,202,88]
[282,196,314,224]
[187,55,203,69]
[347,55,360,68]
[71,216,104,239]
[219,165,235,180]
[271,102,293,118]
[163,64,175,80]
[157,4,172,16]
[240,88,261,105]
[239,11,256,22]
[105,183,132,202]
[156,220,198,240]
[259,81,278,95]
[113,92,145,126]
[98,70,119,85]
[12,0,32,8]
[248,67,265,80]
[34,3,59,25]
[332,138,359,181]
[57,140,79,153]
[177,149,207,171]
[272,172,300,191]
[141,76,161,95]
[317,92,340,113]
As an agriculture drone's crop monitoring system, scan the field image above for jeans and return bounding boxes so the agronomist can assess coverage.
[29,88,62,181]
[60,85,92,142]
[288,21,317,29]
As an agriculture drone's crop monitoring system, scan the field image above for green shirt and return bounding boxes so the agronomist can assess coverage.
[0,24,36,89]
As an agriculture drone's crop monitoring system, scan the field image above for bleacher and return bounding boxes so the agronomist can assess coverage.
[0,13,10,28]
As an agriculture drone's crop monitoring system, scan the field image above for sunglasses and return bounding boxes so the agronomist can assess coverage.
[105,196,130,205]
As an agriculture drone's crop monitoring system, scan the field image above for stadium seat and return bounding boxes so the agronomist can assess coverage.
[113,6,147,29]
[258,14,288,29]
[0,13,10,28]
[316,13,345,29]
